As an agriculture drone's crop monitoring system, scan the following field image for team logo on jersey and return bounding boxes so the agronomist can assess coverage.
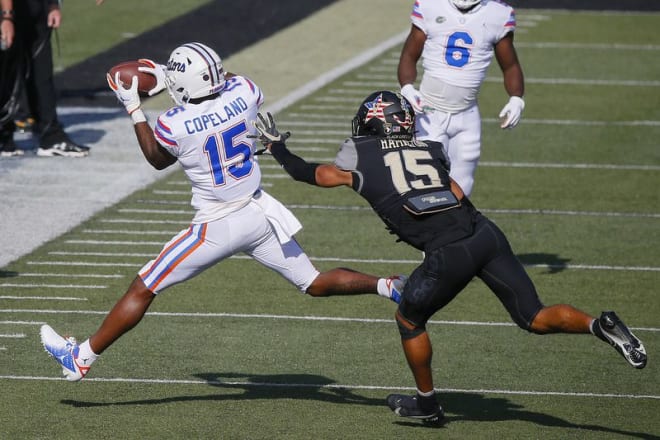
[435,16,446,24]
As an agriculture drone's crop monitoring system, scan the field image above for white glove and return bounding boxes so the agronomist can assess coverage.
[400,84,425,114]
[137,58,169,97]
[499,96,525,129]
[106,71,141,115]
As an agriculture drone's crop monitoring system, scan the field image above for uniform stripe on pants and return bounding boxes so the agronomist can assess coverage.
[139,223,208,291]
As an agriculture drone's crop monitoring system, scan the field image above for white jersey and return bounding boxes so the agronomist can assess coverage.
[411,0,516,112]
[154,75,264,223]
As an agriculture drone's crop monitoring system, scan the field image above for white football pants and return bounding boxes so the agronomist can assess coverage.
[414,104,481,196]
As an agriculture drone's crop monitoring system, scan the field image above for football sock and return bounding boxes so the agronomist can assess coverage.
[78,340,99,365]
[376,278,389,298]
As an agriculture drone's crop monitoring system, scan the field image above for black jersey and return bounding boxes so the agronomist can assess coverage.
[335,136,478,251]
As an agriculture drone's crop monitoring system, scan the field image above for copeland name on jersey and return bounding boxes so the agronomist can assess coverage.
[412,0,516,112]
[154,75,264,223]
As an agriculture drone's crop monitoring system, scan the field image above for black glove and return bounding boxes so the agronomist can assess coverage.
[249,112,291,146]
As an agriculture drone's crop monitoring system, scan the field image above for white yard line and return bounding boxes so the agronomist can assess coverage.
[0,374,657,400]
[1,309,658,333]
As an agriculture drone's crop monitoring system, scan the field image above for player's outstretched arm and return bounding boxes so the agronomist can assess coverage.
[251,112,352,188]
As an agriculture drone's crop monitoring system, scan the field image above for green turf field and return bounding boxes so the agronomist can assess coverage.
[1,8,659,440]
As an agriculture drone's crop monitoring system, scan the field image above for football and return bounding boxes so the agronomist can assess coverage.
[107,60,158,96]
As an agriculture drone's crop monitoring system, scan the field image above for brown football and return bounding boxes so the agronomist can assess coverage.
[108,60,158,96]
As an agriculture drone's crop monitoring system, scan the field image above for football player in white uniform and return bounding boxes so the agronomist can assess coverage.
[398,0,525,196]
[39,42,406,382]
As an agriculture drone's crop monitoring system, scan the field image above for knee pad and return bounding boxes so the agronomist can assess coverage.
[396,313,427,340]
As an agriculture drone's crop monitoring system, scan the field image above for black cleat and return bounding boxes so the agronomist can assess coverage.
[387,393,444,424]
[593,311,647,369]
[37,141,90,158]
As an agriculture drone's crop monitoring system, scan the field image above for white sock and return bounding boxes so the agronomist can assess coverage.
[376,278,388,298]
[77,340,99,366]
[417,388,436,397]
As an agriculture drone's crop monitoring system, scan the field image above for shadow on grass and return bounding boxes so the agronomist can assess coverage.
[60,373,657,438]
[517,253,572,274]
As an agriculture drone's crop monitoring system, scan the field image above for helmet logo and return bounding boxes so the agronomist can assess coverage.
[363,93,394,126]
[167,59,186,73]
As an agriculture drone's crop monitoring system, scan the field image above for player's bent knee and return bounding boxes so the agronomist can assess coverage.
[396,311,426,340]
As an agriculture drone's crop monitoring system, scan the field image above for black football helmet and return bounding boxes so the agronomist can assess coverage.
[351,91,415,138]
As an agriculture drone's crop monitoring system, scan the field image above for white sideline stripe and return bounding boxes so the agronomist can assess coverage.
[515,41,660,51]
[0,320,45,325]
[0,375,657,400]
[83,229,178,235]
[91,204,660,219]
[0,296,87,301]
[27,256,660,272]
[1,309,658,333]
[480,161,660,171]
[0,283,106,289]
[134,199,190,206]
[342,77,660,87]
[0,347,5,351]
[101,219,189,225]
[0,334,25,338]
[14,273,123,279]
[49,251,154,258]
[151,190,190,195]
[28,261,141,267]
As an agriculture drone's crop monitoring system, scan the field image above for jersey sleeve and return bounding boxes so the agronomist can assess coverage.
[410,0,427,33]
[496,5,516,41]
[154,113,180,156]
[334,138,359,171]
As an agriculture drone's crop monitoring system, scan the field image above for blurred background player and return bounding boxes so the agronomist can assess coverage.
[0,0,19,156]
[250,91,647,424]
[39,42,404,381]
[398,0,525,196]
[0,0,89,157]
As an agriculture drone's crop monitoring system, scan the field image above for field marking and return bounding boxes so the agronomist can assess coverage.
[515,42,660,51]
[0,296,87,301]
[12,273,123,279]
[0,375,657,400]
[0,320,45,325]
[27,256,660,273]
[98,203,660,219]
[2,309,658,333]
[343,77,660,87]
[82,229,178,235]
[0,334,25,338]
[0,283,106,289]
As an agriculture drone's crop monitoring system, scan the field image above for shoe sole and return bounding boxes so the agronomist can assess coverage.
[37,149,88,158]
[387,394,444,424]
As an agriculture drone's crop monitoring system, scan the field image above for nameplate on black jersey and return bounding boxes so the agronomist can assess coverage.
[403,190,460,215]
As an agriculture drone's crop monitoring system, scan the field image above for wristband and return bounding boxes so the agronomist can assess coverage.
[131,109,147,124]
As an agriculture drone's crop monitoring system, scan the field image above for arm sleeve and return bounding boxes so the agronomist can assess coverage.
[269,142,319,185]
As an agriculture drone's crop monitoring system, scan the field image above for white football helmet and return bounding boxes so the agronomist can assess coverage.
[165,42,226,105]
[450,0,481,10]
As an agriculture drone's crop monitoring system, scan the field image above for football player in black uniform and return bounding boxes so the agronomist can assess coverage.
[250,91,647,424]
